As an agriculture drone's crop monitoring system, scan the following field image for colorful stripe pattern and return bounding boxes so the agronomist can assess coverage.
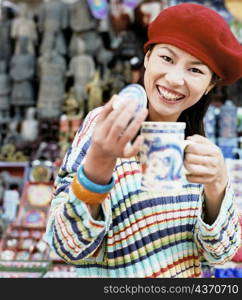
[44,107,241,278]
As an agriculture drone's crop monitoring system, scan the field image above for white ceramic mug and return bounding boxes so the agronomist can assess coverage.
[140,121,191,193]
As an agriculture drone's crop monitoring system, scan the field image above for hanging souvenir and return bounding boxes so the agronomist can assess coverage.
[0,60,11,125]
[110,0,132,33]
[31,230,43,240]
[27,184,53,207]
[6,238,18,249]
[21,238,35,250]
[22,209,46,228]
[1,249,15,260]
[87,0,109,19]
[11,3,37,54]
[139,0,162,25]
[123,0,140,9]
[86,70,103,113]
[20,230,30,238]
[29,165,52,183]
[20,107,39,143]
[225,0,242,22]
[68,0,96,32]
[67,39,95,106]
[31,252,44,260]
[37,50,66,119]
[15,250,30,260]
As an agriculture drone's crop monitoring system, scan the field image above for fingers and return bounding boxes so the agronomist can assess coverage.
[184,135,225,183]
[123,135,144,157]
[98,101,127,137]
[105,100,141,140]
[92,93,147,159]
[186,174,213,184]
[185,153,214,166]
[187,134,212,144]
[185,144,214,157]
[118,108,148,147]
[97,95,118,123]
[184,162,210,176]
[185,136,221,157]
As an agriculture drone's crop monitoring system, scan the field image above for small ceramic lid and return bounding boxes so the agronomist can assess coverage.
[113,84,147,113]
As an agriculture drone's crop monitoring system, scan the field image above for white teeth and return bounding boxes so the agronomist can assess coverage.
[158,87,183,101]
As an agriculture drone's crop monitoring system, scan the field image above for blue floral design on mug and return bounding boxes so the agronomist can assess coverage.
[140,122,187,193]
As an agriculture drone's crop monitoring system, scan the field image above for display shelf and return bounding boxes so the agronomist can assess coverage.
[43,263,78,278]
[0,178,54,265]
[0,258,51,278]
[0,271,44,278]
[0,224,50,261]
[0,161,29,186]
[43,270,78,278]
[15,181,53,228]
[0,162,28,167]
[0,259,51,272]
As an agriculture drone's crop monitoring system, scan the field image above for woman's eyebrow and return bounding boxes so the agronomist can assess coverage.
[191,61,206,66]
[190,61,211,71]
[157,46,177,57]
[157,46,208,67]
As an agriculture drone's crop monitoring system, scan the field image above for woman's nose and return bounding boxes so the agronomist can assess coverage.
[164,67,185,86]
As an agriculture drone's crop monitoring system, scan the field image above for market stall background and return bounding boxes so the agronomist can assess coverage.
[0,0,242,278]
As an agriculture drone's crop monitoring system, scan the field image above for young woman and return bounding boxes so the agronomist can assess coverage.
[45,3,242,277]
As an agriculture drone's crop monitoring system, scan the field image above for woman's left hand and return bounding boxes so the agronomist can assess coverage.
[184,134,228,190]
[184,134,228,223]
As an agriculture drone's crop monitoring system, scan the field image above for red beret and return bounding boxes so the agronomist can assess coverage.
[144,3,242,86]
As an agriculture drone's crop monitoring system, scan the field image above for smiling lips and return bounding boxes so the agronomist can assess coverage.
[157,85,185,102]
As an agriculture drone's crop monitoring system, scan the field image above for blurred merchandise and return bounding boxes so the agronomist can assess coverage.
[218,100,237,138]
[203,104,217,143]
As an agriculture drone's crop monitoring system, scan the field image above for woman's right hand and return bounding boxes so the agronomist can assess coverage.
[92,95,148,159]
[84,95,148,185]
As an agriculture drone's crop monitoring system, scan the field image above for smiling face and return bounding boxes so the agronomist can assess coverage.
[144,44,215,122]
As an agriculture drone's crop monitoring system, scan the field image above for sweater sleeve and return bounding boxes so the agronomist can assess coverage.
[194,180,241,265]
[44,107,112,265]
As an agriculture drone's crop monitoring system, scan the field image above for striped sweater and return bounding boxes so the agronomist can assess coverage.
[44,107,241,278]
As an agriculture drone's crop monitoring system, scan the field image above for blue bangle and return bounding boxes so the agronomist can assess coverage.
[77,165,115,194]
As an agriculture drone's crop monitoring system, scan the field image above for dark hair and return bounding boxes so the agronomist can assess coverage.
[177,93,211,137]
[177,73,220,137]
[138,76,217,137]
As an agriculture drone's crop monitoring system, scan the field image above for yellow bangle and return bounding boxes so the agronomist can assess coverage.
[71,175,109,205]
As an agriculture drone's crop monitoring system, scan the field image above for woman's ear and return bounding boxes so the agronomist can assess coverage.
[144,50,151,69]
[204,82,216,95]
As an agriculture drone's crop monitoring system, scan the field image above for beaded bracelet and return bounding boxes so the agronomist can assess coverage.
[71,175,109,205]
[77,165,115,193]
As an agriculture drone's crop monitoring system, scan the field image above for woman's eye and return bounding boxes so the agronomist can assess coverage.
[161,55,172,63]
[189,67,203,74]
